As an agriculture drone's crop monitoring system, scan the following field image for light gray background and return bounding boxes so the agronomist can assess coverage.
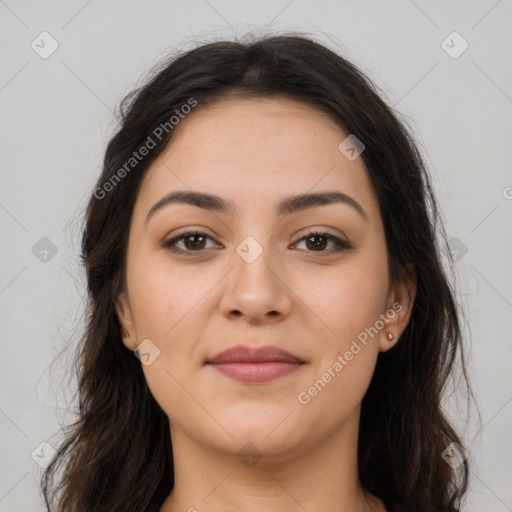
[1,1,511,511]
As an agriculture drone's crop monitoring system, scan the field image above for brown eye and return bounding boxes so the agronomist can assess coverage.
[163,231,219,254]
[304,234,328,251]
[294,231,352,254]
[183,234,207,250]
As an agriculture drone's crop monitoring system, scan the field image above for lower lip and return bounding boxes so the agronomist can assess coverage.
[208,362,304,383]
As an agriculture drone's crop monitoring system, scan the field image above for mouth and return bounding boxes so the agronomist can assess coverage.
[205,344,306,384]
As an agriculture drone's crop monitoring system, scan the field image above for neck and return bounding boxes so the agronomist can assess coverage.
[160,409,385,512]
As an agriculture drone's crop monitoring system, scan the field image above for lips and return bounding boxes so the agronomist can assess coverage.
[206,345,304,365]
[206,345,305,384]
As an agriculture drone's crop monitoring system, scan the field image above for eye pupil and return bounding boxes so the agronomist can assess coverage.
[185,235,206,250]
[306,235,327,251]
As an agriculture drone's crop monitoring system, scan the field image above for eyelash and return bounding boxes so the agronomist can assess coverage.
[162,230,352,256]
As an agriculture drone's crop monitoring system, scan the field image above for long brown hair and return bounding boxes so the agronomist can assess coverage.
[41,32,477,511]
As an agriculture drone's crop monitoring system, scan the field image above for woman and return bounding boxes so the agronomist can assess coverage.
[41,33,474,511]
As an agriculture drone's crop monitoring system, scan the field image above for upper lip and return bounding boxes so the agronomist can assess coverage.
[206,344,305,364]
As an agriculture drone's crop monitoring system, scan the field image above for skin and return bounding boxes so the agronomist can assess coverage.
[116,96,416,512]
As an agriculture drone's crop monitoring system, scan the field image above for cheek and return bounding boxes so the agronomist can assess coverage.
[126,255,220,397]
[127,251,211,339]
[128,262,208,425]
[292,259,388,342]
[294,265,384,417]
[138,359,198,435]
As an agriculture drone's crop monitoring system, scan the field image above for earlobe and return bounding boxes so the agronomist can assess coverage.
[115,291,135,351]
[379,270,417,352]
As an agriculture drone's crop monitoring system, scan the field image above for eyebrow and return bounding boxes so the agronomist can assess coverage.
[145,190,368,224]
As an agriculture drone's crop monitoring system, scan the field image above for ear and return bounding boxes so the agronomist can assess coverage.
[379,267,416,353]
[115,290,136,351]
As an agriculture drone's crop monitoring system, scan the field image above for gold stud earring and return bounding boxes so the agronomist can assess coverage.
[386,332,394,341]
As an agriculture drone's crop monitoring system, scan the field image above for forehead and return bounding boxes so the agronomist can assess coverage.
[166,95,345,159]
[135,96,379,220]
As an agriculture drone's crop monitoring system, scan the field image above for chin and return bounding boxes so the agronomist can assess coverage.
[215,406,303,449]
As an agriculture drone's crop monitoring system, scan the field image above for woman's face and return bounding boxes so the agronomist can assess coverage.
[116,96,414,461]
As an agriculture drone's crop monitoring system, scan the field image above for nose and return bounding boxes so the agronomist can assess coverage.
[219,239,292,324]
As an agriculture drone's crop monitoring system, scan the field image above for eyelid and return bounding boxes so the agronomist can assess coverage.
[291,230,352,253]
[163,229,221,253]
[162,228,352,255]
